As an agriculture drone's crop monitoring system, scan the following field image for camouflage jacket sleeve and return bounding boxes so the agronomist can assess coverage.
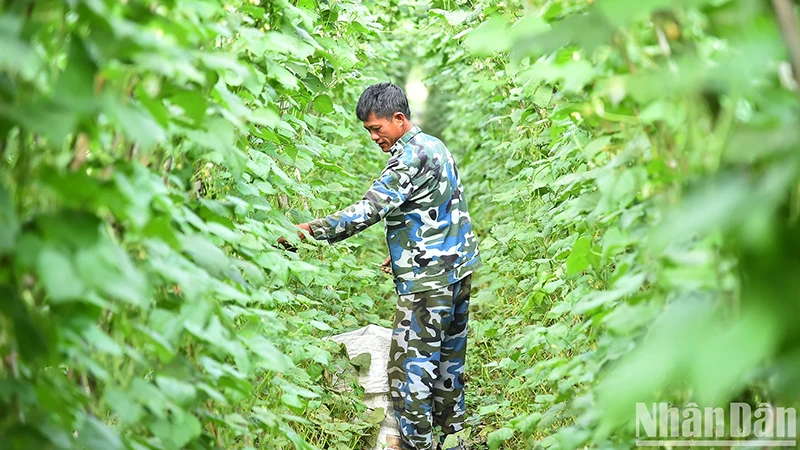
[307,153,420,244]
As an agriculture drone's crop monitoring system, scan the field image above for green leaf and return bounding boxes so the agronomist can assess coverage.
[312,94,334,114]
[583,136,611,160]
[478,404,500,416]
[83,326,123,356]
[36,246,84,302]
[130,379,169,419]
[104,96,166,150]
[0,186,19,253]
[170,90,208,125]
[266,61,298,89]
[75,240,148,307]
[487,427,515,450]
[350,352,371,370]
[431,9,470,27]
[245,335,292,373]
[565,236,591,275]
[262,31,316,59]
[35,211,102,250]
[281,392,305,410]
[0,15,42,81]
[249,107,281,127]
[104,390,144,425]
[136,85,171,127]
[181,234,231,277]
[512,413,542,437]
[151,410,202,448]
[0,287,52,363]
[366,407,386,424]
[77,416,123,450]
[0,101,76,144]
[54,35,98,111]
[223,412,250,434]
[465,16,512,55]
[186,117,246,177]
[309,320,331,331]
[155,376,197,407]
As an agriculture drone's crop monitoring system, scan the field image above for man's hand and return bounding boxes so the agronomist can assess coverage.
[296,223,312,239]
[278,223,312,250]
[380,255,391,274]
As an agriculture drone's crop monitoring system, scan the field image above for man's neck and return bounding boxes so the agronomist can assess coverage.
[388,123,417,154]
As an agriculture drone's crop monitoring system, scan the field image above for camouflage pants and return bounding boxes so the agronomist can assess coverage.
[388,274,472,450]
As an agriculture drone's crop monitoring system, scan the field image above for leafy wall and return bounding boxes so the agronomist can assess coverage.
[420,0,800,448]
[2,0,800,450]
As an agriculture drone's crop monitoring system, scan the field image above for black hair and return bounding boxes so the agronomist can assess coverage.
[356,82,411,121]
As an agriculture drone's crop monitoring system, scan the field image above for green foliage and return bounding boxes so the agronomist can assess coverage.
[417,0,800,447]
[0,0,408,449]
[4,0,800,449]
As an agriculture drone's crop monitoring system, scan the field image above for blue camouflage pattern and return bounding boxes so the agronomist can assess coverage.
[389,274,472,450]
[308,126,481,295]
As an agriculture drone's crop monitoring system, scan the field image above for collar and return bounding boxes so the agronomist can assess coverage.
[389,125,422,156]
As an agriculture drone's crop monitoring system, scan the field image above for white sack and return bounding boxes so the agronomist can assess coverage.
[327,324,401,450]
[329,324,392,394]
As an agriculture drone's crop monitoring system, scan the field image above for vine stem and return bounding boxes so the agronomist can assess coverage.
[772,0,800,95]
[206,400,224,448]
[14,129,29,212]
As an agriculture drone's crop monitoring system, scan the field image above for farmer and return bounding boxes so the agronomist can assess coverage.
[283,83,480,450]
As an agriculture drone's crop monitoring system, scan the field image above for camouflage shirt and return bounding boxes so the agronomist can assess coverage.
[308,126,481,295]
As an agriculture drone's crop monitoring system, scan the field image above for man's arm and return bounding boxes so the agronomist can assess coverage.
[305,155,419,244]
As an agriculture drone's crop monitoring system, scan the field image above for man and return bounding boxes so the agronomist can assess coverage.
[285,83,480,450]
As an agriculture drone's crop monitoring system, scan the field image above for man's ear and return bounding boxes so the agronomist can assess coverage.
[393,112,406,124]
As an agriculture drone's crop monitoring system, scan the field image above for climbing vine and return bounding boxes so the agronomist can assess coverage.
[419,0,800,448]
[0,0,409,449]
[2,0,800,450]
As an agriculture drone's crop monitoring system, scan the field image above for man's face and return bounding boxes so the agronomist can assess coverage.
[362,112,406,153]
